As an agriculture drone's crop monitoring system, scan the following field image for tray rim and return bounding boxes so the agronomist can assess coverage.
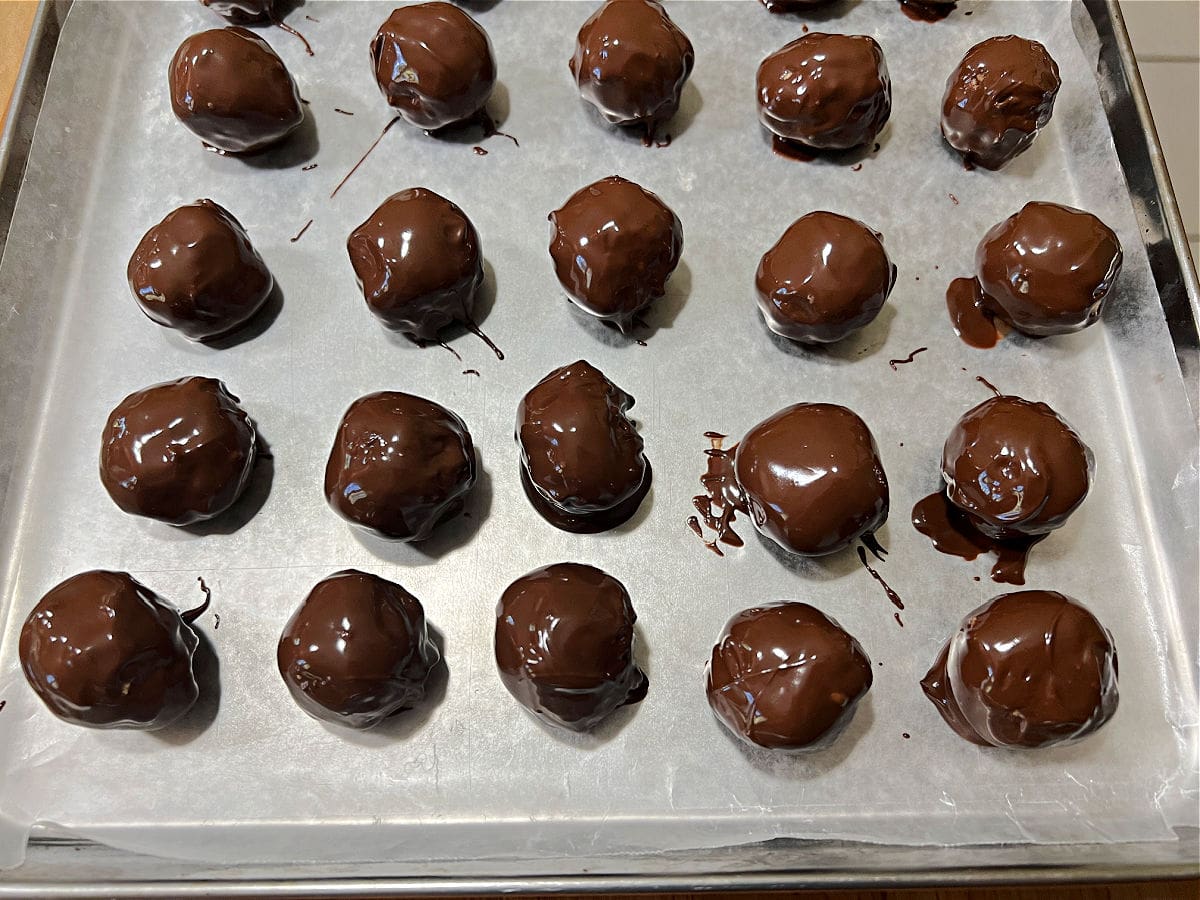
[0,0,1196,892]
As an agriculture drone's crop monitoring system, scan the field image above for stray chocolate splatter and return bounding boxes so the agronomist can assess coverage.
[331,115,401,199]
[888,347,928,370]
[851,163,863,171]
[462,368,481,377]
[334,108,354,116]
[473,146,488,156]
[949,193,959,205]
[290,219,313,243]
[302,163,318,171]
[305,14,319,22]
[902,732,910,739]
[214,613,221,630]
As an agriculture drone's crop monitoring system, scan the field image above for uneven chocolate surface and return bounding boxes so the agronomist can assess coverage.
[347,188,483,340]
[942,395,1092,540]
[100,377,257,526]
[370,2,496,131]
[169,27,303,154]
[127,200,273,341]
[569,0,694,139]
[495,563,647,732]
[941,35,1060,170]
[277,570,441,729]
[921,590,1118,748]
[757,33,891,151]
[516,360,651,533]
[707,602,872,751]
[976,202,1123,336]
[200,0,274,24]
[324,392,476,541]
[20,571,204,729]
[735,403,889,556]
[756,211,897,343]
[549,176,683,332]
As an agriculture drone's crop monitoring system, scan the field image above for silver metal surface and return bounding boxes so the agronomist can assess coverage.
[0,0,1196,893]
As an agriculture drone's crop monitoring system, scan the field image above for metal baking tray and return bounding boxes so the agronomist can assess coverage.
[0,0,1196,893]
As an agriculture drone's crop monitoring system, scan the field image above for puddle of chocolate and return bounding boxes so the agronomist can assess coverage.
[911,491,1043,584]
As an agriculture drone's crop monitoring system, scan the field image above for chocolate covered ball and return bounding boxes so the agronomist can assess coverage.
[370,2,496,131]
[735,403,888,556]
[941,35,1060,170]
[127,200,273,341]
[200,0,274,24]
[942,395,1092,541]
[20,571,205,729]
[169,27,303,154]
[347,188,482,340]
[549,175,683,332]
[324,391,476,541]
[757,33,891,151]
[277,570,441,729]
[517,360,651,533]
[755,211,897,343]
[976,201,1123,336]
[495,563,647,732]
[921,590,1118,748]
[707,602,872,751]
[569,0,694,138]
[100,377,257,526]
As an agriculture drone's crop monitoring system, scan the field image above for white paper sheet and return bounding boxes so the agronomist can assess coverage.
[0,0,1195,869]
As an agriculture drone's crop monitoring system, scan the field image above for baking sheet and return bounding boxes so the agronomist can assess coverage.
[0,0,1195,869]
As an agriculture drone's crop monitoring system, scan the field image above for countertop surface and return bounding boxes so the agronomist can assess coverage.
[0,1,1196,898]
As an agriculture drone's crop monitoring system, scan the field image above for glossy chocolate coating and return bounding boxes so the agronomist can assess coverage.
[549,176,682,332]
[370,3,495,131]
[324,392,476,541]
[516,360,650,533]
[347,188,482,340]
[757,33,891,150]
[569,0,694,135]
[942,395,1092,541]
[735,403,889,556]
[100,377,257,526]
[200,0,274,24]
[494,563,647,732]
[941,35,1060,170]
[921,591,1118,748]
[977,202,1123,336]
[169,27,303,154]
[707,602,872,751]
[756,211,897,343]
[127,200,273,341]
[277,570,440,729]
[20,571,202,729]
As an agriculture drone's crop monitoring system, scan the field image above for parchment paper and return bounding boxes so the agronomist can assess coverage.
[0,0,1195,869]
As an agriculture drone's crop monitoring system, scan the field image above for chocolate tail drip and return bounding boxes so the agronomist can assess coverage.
[465,318,504,360]
[270,14,314,56]
[861,532,888,561]
[183,576,213,625]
